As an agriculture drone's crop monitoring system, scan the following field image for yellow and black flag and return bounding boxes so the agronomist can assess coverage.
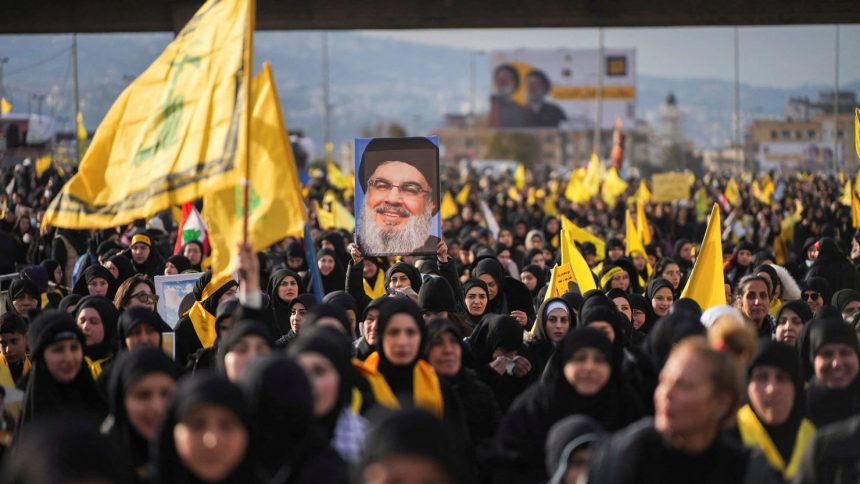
[44,0,252,228]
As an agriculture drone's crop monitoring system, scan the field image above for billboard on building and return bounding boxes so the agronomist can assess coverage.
[757,142,833,171]
[488,48,636,130]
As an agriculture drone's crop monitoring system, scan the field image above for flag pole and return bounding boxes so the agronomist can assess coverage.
[242,0,256,244]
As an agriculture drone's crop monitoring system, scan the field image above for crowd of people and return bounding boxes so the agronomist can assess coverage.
[0,159,859,484]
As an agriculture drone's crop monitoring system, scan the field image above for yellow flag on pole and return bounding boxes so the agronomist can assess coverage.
[626,209,652,278]
[562,215,605,262]
[583,153,604,198]
[724,178,741,207]
[840,180,853,207]
[856,108,860,161]
[205,62,307,280]
[514,163,526,189]
[633,180,652,203]
[441,192,458,220]
[601,167,628,208]
[35,155,52,178]
[0,97,12,114]
[853,191,860,230]
[44,0,250,229]
[636,201,652,245]
[455,184,471,206]
[680,204,726,310]
[560,229,597,293]
[75,111,88,157]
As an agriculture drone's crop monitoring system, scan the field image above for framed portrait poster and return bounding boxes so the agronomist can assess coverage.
[154,272,205,329]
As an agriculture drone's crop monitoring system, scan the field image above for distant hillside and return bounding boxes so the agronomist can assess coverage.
[1,31,857,154]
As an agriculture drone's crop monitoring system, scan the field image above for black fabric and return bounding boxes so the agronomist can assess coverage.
[418,276,457,313]
[793,414,860,484]
[180,240,205,271]
[316,248,346,295]
[74,295,119,364]
[117,306,167,350]
[7,278,40,319]
[300,303,351,336]
[805,237,860,292]
[128,230,164,278]
[152,372,264,484]
[20,311,106,427]
[526,298,573,377]
[165,255,192,274]
[804,318,860,427]
[268,269,303,338]
[544,415,607,481]
[106,348,179,473]
[72,264,118,300]
[385,262,423,293]
[831,288,860,313]
[375,298,426,402]
[236,354,346,484]
[776,299,812,325]
[641,313,706,375]
[216,320,274,374]
[108,255,136,286]
[58,294,83,314]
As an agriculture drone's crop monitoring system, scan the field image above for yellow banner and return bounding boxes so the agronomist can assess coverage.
[551,85,636,100]
[44,0,250,228]
[205,62,307,280]
[651,171,692,203]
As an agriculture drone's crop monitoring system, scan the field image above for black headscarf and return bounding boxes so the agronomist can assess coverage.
[193,271,239,316]
[216,320,274,375]
[74,295,119,362]
[268,268,303,335]
[640,313,706,374]
[180,240,205,272]
[152,372,262,484]
[5,278,41,319]
[545,415,606,484]
[286,241,309,272]
[579,305,627,369]
[106,348,179,472]
[385,262,423,293]
[165,255,192,274]
[72,265,118,300]
[20,311,106,426]
[463,279,490,325]
[418,276,457,314]
[374,298,426,402]
[316,248,346,295]
[288,326,355,438]
[107,254,136,287]
[831,288,860,314]
[521,264,546,300]
[746,340,804,463]
[117,306,165,350]
[300,303,352,337]
[58,294,83,314]
[128,230,164,277]
[469,313,524,369]
[322,291,359,321]
[776,300,813,326]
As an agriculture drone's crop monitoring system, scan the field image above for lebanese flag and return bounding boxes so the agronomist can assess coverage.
[174,202,210,255]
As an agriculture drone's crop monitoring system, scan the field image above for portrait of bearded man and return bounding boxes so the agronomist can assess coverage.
[356,137,441,256]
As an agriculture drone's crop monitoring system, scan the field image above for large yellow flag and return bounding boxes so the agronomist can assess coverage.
[562,215,605,261]
[636,201,652,245]
[44,0,251,228]
[680,204,726,310]
[440,192,458,220]
[560,229,597,293]
[205,62,307,279]
[0,97,12,114]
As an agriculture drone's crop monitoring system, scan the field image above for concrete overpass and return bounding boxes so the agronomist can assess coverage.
[1,0,858,34]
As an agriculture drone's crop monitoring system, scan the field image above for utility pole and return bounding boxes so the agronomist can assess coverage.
[733,27,743,171]
[73,33,82,162]
[833,24,839,173]
[321,32,332,163]
[0,57,8,103]
[593,28,604,159]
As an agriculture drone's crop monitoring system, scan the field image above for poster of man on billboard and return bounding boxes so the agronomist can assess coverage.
[489,48,637,130]
[354,136,441,257]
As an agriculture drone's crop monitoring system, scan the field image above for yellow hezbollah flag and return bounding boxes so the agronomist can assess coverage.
[455,184,471,206]
[582,153,604,198]
[564,168,588,204]
[633,179,652,204]
[562,215,605,262]
[205,62,307,279]
[855,108,860,161]
[601,167,628,208]
[853,191,860,230]
[441,191,458,220]
[680,204,726,310]
[35,155,52,178]
[0,97,12,114]
[328,161,354,192]
[514,163,526,189]
[560,229,597,293]
[840,179,853,207]
[44,0,251,228]
[636,201,652,245]
[724,178,741,207]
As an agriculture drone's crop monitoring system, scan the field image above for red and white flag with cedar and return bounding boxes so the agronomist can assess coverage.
[174,203,210,255]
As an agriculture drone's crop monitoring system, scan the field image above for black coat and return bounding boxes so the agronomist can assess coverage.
[793,414,860,484]
[805,237,860,292]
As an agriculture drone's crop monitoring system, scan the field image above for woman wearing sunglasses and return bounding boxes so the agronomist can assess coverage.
[113,275,172,334]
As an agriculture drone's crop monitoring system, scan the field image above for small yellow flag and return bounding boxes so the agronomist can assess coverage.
[0,97,12,114]
[441,192,458,220]
[634,180,652,203]
[205,62,308,280]
[560,229,597,293]
[564,168,588,204]
[583,153,604,198]
[636,201,652,245]
[562,215,605,262]
[853,191,860,230]
[35,155,52,178]
[840,180,853,207]
[680,204,726,310]
[724,178,741,207]
[507,186,522,203]
[514,163,526,189]
[328,161,354,192]
[601,167,628,208]
[455,184,471,206]
[855,108,860,162]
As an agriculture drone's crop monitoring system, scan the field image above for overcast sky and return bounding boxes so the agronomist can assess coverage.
[361,25,860,89]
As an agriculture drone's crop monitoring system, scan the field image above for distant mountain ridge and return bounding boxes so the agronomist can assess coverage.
[1,31,857,153]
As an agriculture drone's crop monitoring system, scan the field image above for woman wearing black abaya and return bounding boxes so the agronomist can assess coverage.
[268,268,304,337]
[519,264,546,309]
[309,248,346,295]
[803,317,860,427]
[289,326,369,465]
[463,279,492,328]
[181,240,206,272]
[164,254,193,275]
[525,297,574,377]
[473,257,536,329]
[19,311,106,427]
[127,231,164,278]
[152,372,265,484]
[72,264,118,301]
[492,327,644,484]
[104,348,178,482]
[467,314,534,412]
[236,354,347,484]
[105,253,136,287]
[74,295,119,380]
[804,236,860,291]
[174,272,238,366]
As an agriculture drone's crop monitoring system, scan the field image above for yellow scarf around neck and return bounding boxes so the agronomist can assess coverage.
[357,352,444,419]
[363,273,386,299]
[186,275,235,349]
[736,404,815,479]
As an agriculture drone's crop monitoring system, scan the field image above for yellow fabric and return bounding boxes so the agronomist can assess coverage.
[204,63,307,281]
[542,195,559,217]
[328,161,354,192]
[363,273,386,299]
[35,155,52,179]
[187,274,235,348]
[852,190,860,229]
[514,163,526,189]
[636,200,652,245]
[0,97,12,114]
[680,204,726,310]
[0,355,30,421]
[725,178,741,207]
[561,215,605,262]
[840,180,852,207]
[76,111,88,156]
[564,168,588,204]
[634,180,652,203]
[625,210,652,277]
[43,0,250,228]
[600,266,624,288]
[440,192,458,220]
[601,167,628,208]
[455,184,471,206]
[357,352,444,419]
[769,297,783,318]
[736,404,815,479]
[582,153,604,199]
[855,108,860,161]
[131,234,151,247]
[84,354,113,380]
[507,186,522,202]
[560,229,597,293]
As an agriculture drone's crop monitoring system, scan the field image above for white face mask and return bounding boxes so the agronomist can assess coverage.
[805,260,814,268]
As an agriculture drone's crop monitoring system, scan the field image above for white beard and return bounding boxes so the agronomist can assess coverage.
[359,202,433,255]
